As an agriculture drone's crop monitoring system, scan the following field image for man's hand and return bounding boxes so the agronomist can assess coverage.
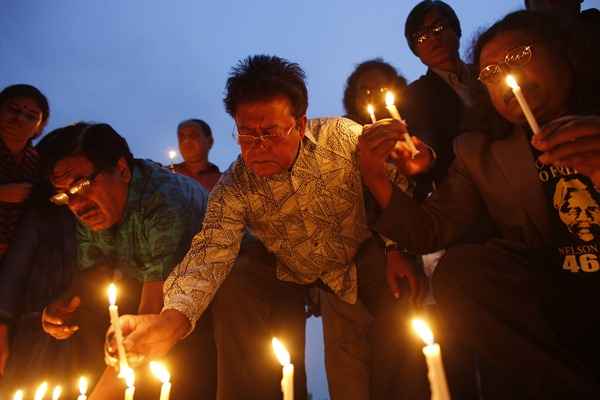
[41,296,80,340]
[0,324,9,377]
[107,310,190,362]
[0,183,32,203]
[358,119,406,208]
[386,250,427,307]
[532,115,600,187]
[390,136,435,176]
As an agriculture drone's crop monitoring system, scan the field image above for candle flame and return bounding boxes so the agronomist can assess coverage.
[108,283,117,306]
[505,74,519,90]
[367,104,375,115]
[168,150,177,160]
[52,386,62,400]
[412,319,434,346]
[78,377,88,395]
[123,367,135,388]
[150,361,171,383]
[384,91,396,107]
[272,337,291,366]
[13,390,24,400]
[34,382,48,400]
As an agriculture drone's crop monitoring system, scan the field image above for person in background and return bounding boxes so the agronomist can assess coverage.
[174,118,221,191]
[342,58,407,126]
[401,0,488,200]
[0,84,49,260]
[359,10,600,398]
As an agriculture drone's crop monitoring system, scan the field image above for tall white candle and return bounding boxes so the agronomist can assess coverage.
[272,337,294,400]
[150,362,172,400]
[77,377,88,400]
[34,382,48,400]
[505,75,540,135]
[123,367,135,400]
[13,389,24,400]
[108,283,129,375]
[412,319,450,400]
[385,91,419,157]
[52,386,62,400]
[367,104,377,124]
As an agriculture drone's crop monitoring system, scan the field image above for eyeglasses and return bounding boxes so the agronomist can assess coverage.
[412,23,445,45]
[50,170,102,205]
[233,124,296,148]
[4,103,42,123]
[478,45,533,84]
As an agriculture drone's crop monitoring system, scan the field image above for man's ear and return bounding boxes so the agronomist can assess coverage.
[116,157,132,183]
[297,115,308,139]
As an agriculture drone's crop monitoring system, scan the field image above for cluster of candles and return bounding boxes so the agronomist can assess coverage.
[12,284,171,400]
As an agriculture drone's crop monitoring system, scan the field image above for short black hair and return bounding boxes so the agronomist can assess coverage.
[0,84,50,127]
[37,122,134,178]
[177,118,213,139]
[471,11,568,71]
[405,0,462,54]
[224,55,308,119]
[343,58,407,117]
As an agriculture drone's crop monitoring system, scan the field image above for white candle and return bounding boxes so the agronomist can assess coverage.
[505,75,540,135]
[123,367,135,400]
[385,91,419,157]
[52,386,62,400]
[272,337,294,400]
[367,104,377,124]
[108,283,129,375]
[13,389,24,400]
[168,149,177,172]
[412,319,450,400]
[34,382,48,400]
[77,377,88,400]
[150,362,172,400]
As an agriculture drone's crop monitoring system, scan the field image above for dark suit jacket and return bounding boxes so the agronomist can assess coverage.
[401,68,488,198]
[374,125,553,255]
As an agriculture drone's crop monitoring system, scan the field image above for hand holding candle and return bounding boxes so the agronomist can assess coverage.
[384,91,419,157]
[412,319,450,400]
[150,361,171,400]
[108,283,129,375]
[272,337,294,400]
[505,74,540,135]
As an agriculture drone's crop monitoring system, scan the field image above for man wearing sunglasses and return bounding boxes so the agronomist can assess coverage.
[112,55,431,400]
[402,0,488,200]
[36,123,209,398]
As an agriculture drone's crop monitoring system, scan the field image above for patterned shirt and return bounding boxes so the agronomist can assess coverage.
[0,139,39,253]
[77,159,208,282]
[164,117,410,327]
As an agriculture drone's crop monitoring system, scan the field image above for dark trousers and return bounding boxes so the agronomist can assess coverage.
[211,236,428,400]
[432,243,600,399]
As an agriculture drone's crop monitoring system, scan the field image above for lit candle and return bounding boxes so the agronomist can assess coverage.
[34,382,48,400]
[366,104,377,124]
[150,362,171,400]
[123,367,135,400]
[385,91,419,157]
[412,319,450,400]
[505,74,540,135]
[13,389,24,400]
[272,337,294,400]
[168,149,177,172]
[77,377,88,400]
[52,386,62,400]
[108,283,129,375]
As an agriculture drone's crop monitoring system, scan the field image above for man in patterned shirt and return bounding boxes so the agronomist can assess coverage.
[117,55,430,400]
